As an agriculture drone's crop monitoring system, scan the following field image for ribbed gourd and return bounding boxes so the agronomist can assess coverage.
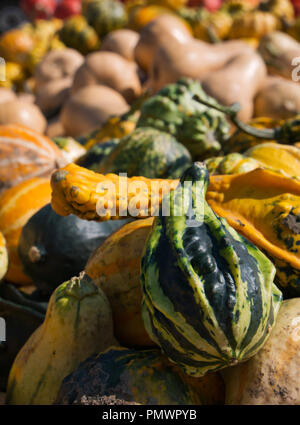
[137,78,230,160]
[98,127,192,179]
[84,0,128,38]
[141,162,282,377]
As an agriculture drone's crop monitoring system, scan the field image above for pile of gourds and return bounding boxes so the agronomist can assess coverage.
[1,0,300,407]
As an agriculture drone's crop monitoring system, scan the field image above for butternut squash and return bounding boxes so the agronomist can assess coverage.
[202,52,267,122]
[254,77,300,120]
[6,272,117,405]
[149,37,255,93]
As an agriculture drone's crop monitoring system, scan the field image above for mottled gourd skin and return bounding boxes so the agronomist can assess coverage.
[55,347,225,405]
[137,78,230,160]
[76,139,120,172]
[99,127,192,179]
[206,169,300,297]
[141,162,282,377]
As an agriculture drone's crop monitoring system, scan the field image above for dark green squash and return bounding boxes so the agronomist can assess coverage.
[55,347,225,405]
[98,127,192,179]
[76,139,120,171]
[18,204,133,294]
[141,162,282,377]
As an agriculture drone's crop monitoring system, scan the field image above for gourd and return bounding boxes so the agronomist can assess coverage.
[149,37,255,93]
[34,48,84,89]
[35,77,72,117]
[0,100,47,134]
[141,162,282,377]
[58,15,100,55]
[55,347,225,405]
[254,77,300,120]
[6,272,116,405]
[86,218,154,347]
[81,113,138,150]
[0,283,47,391]
[0,62,25,91]
[0,124,65,194]
[137,78,230,160]
[71,51,142,103]
[134,13,192,72]
[101,29,139,62]
[84,0,128,38]
[127,4,179,32]
[206,143,300,180]
[228,10,279,39]
[53,136,86,164]
[223,116,282,154]
[202,52,267,122]
[0,28,34,66]
[258,32,300,80]
[206,169,300,296]
[50,163,178,221]
[223,298,300,405]
[76,139,120,171]
[19,203,132,295]
[0,88,16,104]
[193,10,233,42]
[60,85,129,138]
[0,232,8,281]
[0,177,52,285]
[98,127,192,179]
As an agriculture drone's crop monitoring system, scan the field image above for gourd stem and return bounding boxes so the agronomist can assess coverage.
[195,95,300,143]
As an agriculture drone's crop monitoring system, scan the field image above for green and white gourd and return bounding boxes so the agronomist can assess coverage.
[141,162,282,377]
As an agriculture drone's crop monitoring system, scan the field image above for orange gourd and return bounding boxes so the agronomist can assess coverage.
[0,178,52,285]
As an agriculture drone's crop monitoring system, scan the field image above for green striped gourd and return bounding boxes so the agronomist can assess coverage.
[84,0,128,38]
[141,162,282,377]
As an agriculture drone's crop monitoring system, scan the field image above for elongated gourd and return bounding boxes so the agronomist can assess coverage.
[141,163,282,377]
[50,163,179,221]
[6,272,117,405]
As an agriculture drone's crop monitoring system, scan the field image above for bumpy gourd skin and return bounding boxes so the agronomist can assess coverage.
[141,162,282,377]
[51,163,179,221]
[137,78,230,160]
